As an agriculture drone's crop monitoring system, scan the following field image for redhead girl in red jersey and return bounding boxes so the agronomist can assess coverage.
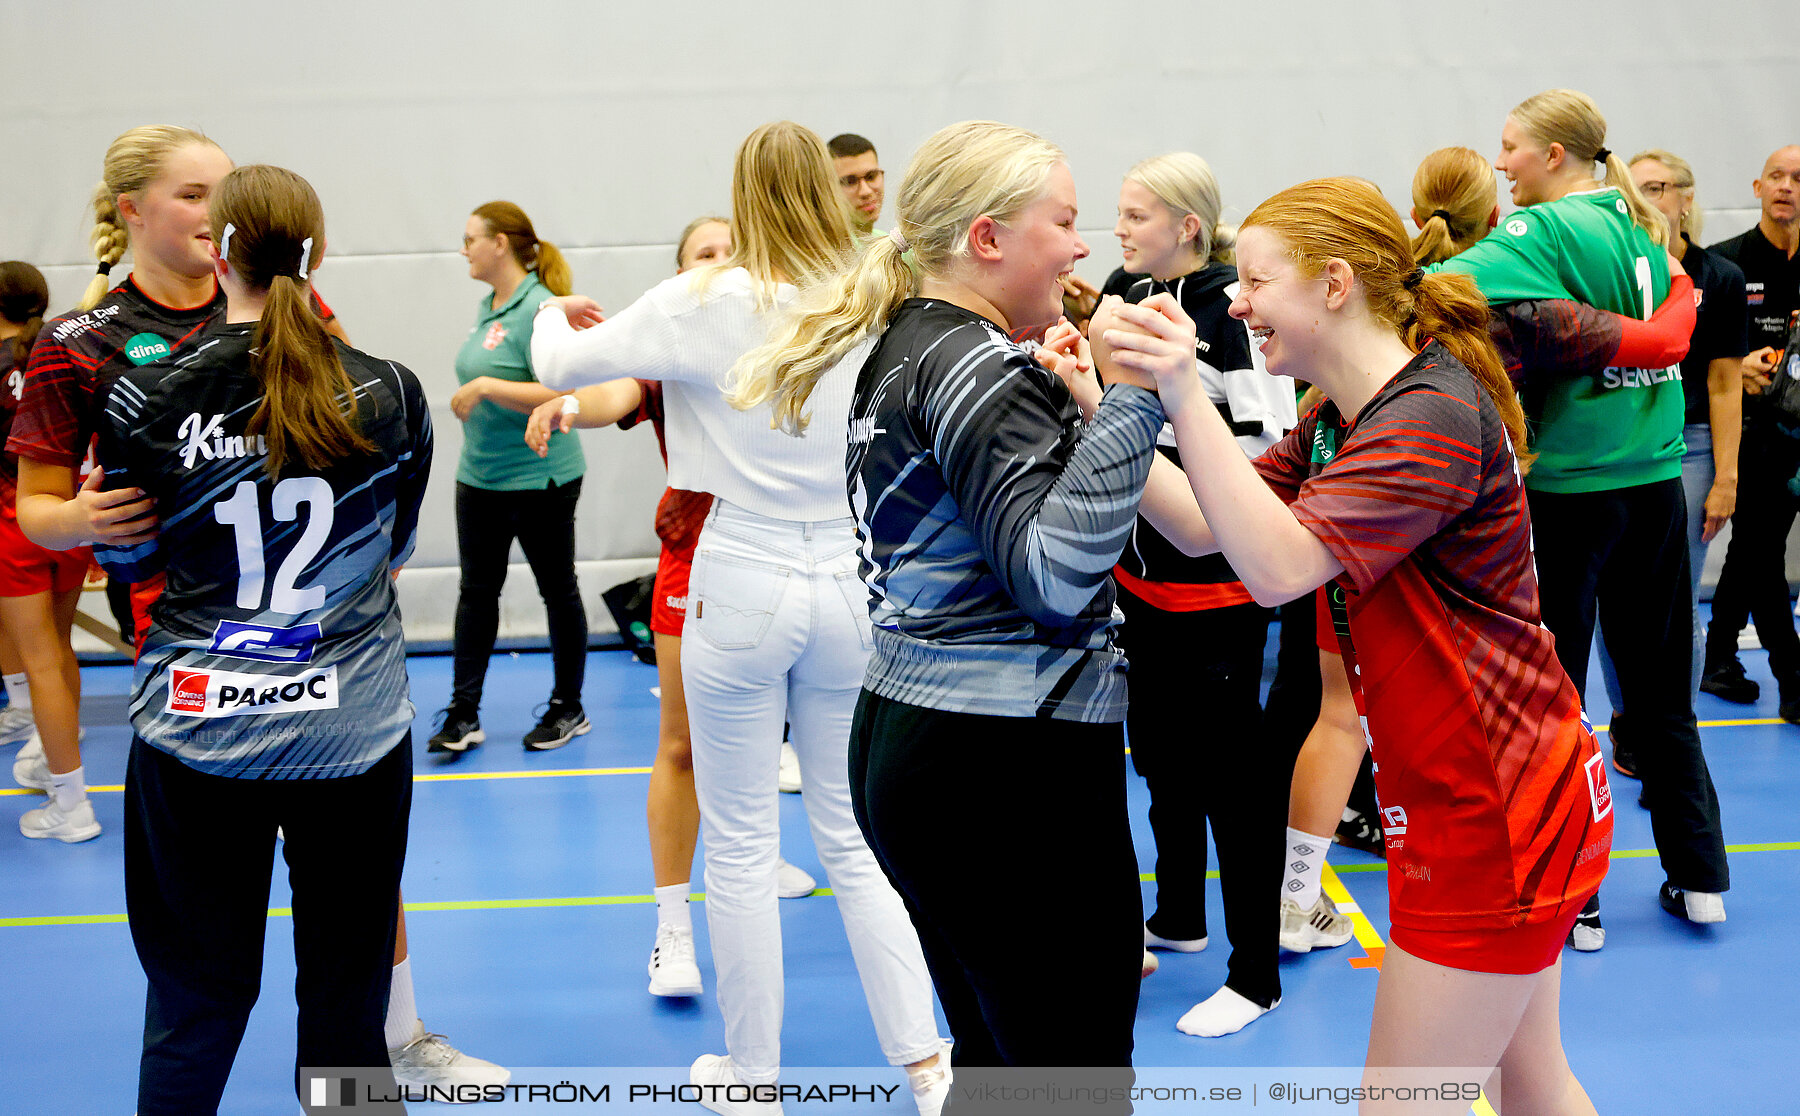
[1096,177,1611,1114]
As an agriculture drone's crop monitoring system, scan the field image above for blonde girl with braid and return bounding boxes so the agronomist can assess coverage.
[6,126,229,842]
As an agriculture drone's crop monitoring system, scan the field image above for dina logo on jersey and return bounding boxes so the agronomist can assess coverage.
[178,413,269,470]
[210,621,322,664]
[123,332,172,365]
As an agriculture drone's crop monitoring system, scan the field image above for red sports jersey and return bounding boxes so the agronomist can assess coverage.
[1254,341,1612,932]
[7,278,224,473]
[1,342,26,515]
[616,379,713,560]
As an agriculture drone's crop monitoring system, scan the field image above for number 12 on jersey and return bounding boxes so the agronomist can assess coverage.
[213,477,334,613]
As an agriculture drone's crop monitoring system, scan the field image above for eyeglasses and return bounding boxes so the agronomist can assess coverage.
[462,233,495,248]
[839,169,884,189]
[1636,180,1689,199]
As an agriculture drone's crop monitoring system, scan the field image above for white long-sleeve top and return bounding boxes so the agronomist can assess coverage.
[532,267,868,522]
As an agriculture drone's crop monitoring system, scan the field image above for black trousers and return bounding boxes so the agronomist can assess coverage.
[1262,596,1323,758]
[849,690,1141,1076]
[1528,480,1729,893]
[1115,589,1285,1008]
[452,479,587,710]
[1705,425,1800,689]
[126,736,412,1115]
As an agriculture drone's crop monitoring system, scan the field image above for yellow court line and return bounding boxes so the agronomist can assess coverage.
[0,765,656,798]
[1,713,1789,798]
[11,842,1793,931]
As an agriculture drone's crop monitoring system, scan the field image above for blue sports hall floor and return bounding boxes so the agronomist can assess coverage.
[2,611,1794,1114]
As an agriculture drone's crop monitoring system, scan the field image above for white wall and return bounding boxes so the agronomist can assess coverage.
[5,0,1797,646]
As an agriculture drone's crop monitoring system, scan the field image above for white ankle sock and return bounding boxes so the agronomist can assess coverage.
[1283,826,1332,910]
[385,958,420,1050]
[49,765,86,812]
[1176,986,1278,1038]
[655,883,692,934]
[4,671,30,711]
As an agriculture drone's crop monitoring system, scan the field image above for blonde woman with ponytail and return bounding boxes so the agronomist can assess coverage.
[5,126,229,846]
[740,120,1167,1081]
[91,164,432,1116]
[1108,151,1301,1037]
[1110,176,1608,1114]
[430,200,590,755]
[1437,89,1731,946]
[531,122,947,1116]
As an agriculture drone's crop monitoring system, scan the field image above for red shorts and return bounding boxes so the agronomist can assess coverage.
[1389,891,1593,975]
[130,573,167,657]
[650,543,693,638]
[0,512,89,597]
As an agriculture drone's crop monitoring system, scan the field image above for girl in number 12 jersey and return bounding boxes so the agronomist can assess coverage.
[94,165,430,1116]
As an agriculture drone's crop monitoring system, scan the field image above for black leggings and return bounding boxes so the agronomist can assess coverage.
[1705,425,1800,688]
[452,478,587,710]
[1528,479,1728,893]
[849,689,1141,1074]
[1115,589,1285,1008]
[126,737,412,1115]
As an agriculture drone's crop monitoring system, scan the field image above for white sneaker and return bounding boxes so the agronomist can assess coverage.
[13,735,50,791]
[905,1045,952,1116]
[20,797,101,843]
[778,742,802,793]
[1279,894,1354,952]
[388,1020,511,1093]
[690,1053,782,1115]
[1662,884,1726,924]
[648,923,703,997]
[1140,949,1159,978]
[1145,924,1208,952]
[0,705,33,747]
[776,859,815,899]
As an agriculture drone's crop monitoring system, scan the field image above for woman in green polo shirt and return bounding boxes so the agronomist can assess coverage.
[432,201,589,753]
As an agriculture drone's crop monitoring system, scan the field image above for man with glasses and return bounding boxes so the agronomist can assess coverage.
[828,133,885,239]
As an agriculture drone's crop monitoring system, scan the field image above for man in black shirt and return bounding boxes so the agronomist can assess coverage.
[1703,145,1800,715]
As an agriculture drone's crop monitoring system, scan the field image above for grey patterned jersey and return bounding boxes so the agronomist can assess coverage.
[95,325,432,778]
[845,299,1163,722]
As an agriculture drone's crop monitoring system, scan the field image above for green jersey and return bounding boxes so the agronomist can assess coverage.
[453,271,585,490]
[1435,188,1679,493]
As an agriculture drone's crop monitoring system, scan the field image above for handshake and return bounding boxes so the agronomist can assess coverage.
[1034,292,1200,418]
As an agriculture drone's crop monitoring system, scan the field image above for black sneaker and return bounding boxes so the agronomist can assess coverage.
[1333,810,1386,858]
[1607,713,1639,779]
[1780,695,1800,725]
[1699,660,1759,704]
[523,700,591,751]
[1566,894,1603,951]
[427,706,484,754]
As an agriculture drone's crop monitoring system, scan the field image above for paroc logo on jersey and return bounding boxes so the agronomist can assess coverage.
[164,665,340,719]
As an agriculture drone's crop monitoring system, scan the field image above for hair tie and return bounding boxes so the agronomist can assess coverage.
[95,261,114,277]
[218,222,235,264]
[1595,146,1612,164]
[888,228,909,253]
[1403,267,1424,291]
[1431,208,1454,224]
[297,237,313,281]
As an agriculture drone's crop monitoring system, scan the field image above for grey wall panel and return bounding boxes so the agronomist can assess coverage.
[8,0,1798,645]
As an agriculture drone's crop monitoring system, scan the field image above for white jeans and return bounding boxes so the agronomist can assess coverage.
[682,499,941,1083]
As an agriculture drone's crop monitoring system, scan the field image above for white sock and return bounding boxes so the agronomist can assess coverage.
[1176,986,1278,1038]
[385,958,421,1050]
[49,765,86,812]
[1283,826,1332,910]
[4,672,30,711]
[655,883,692,934]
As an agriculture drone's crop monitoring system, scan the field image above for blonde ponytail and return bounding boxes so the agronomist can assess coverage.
[729,233,915,434]
[1601,151,1669,247]
[732,120,1064,436]
[78,125,221,311]
[535,240,572,296]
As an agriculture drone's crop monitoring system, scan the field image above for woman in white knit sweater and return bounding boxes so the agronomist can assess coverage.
[531,122,947,1116]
